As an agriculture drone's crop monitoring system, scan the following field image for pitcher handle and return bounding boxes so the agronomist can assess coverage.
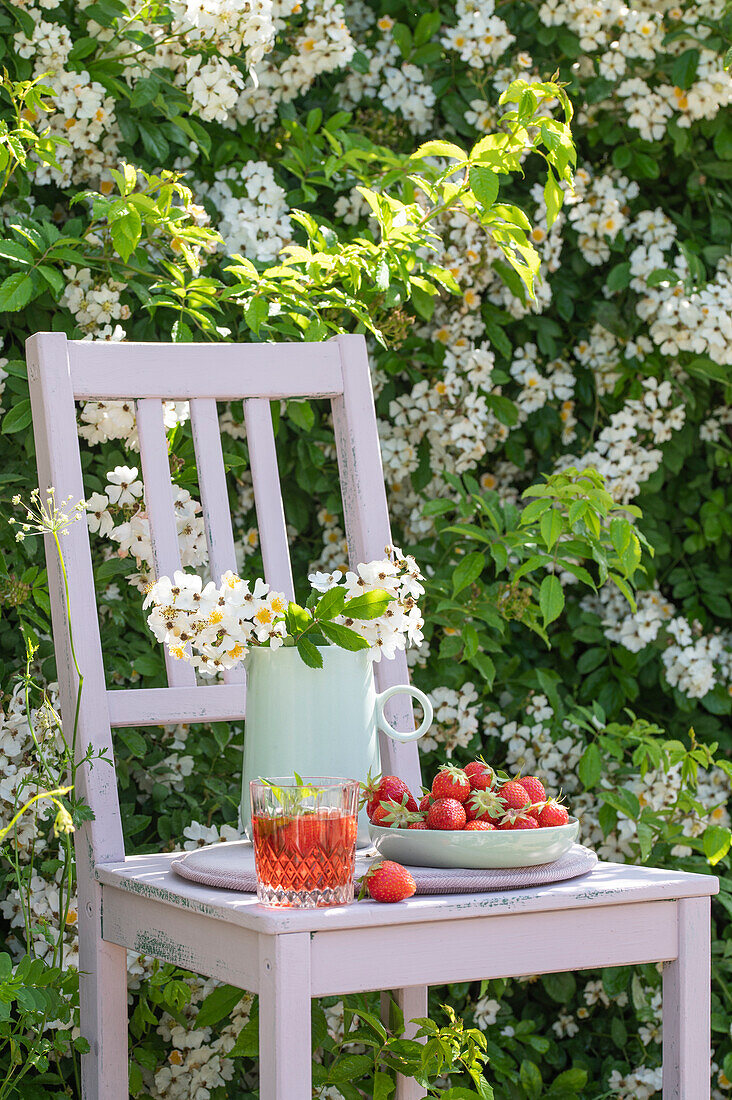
[376,684,433,743]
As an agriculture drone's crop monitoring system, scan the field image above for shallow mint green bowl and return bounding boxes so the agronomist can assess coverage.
[368,817,579,869]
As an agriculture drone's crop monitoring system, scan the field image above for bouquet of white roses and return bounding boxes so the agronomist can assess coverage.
[143,546,425,673]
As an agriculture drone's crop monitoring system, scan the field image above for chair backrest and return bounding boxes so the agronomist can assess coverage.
[26,332,422,865]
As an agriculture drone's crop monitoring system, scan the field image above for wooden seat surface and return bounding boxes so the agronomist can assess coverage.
[96,853,718,935]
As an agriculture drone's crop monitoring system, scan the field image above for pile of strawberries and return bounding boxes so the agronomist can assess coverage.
[363,761,570,832]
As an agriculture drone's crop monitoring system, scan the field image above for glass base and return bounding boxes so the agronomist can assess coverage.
[256,881,354,908]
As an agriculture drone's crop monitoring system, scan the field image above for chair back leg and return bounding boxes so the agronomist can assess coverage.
[380,986,429,1100]
[662,895,711,1099]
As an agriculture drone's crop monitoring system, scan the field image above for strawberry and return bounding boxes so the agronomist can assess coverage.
[464,819,496,831]
[407,818,428,830]
[371,794,421,828]
[362,773,416,819]
[426,797,467,831]
[465,788,504,823]
[517,776,546,815]
[497,803,540,829]
[499,780,531,813]
[419,791,434,812]
[503,814,539,830]
[463,760,496,791]
[431,764,471,804]
[537,800,570,828]
[362,860,416,903]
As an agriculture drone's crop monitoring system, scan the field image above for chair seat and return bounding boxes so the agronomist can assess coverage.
[96,850,718,937]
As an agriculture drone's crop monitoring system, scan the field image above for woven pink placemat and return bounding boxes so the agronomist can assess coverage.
[171,840,597,894]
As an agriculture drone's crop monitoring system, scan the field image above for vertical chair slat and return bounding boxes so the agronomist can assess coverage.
[136,398,197,688]
[243,398,295,599]
[331,334,422,796]
[190,397,245,686]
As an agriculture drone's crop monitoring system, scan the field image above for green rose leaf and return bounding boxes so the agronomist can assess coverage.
[296,636,323,668]
[452,551,485,594]
[703,824,731,866]
[539,574,564,626]
[0,271,35,311]
[319,620,370,651]
[314,585,346,621]
[469,165,499,209]
[342,590,392,620]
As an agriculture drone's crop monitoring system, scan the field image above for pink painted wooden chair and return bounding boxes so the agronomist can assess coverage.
[27,331,717,1100]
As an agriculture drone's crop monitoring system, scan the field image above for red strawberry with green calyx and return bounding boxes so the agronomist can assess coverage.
[465,788,504,823]
[426,797,467,831]
[361,860,416,902]
[371,794,422,828]
[362,772,416,820]
[431,764,471,804]
[499,780,531,813]
[517,776,546,816]
[537,800,570,828]
[464,760,496,791]
[501,812,539,830]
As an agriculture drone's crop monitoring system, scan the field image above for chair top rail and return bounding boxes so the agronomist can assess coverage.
[66,339,344,400]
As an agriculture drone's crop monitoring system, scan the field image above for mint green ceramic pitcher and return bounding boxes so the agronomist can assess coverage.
[239,646,433,844]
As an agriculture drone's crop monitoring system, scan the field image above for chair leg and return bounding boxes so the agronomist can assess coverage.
[258,932,312,1100]
[662,896,711,1099]
[380,985,428,1100]
[78,879,129,1099]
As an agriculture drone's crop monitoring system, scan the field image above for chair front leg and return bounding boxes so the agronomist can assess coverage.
[258,932,312,1100]
[79,876,129,1100]
[662,895,711,1099]
[380,985,428,1100]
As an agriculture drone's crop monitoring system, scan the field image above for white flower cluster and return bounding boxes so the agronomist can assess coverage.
[311,505,349,574]
[145,570,287,673]
[558,376,686,504]
[565,167,639,267]
[584,585,732,702]
[336,35,436,133]
[148,976,255,1100]
[510,342,576,435]
[643,255,732,367]
[662,617,732,700]
[234,0,355,132]
[79,398,190,450]
[0,682,81,969]
[607,1065,663,1099]
[86,467,207,591]
[540,1,731,143]
[14,17,120,186]
[169,0,276,66]
[441,0,515,68]
[309,548,426,660]
[420,682,479,757]
[197,161,291,261]
[145,550,424,672]
[61,267,130,337]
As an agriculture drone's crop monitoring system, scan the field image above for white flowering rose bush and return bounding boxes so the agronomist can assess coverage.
[0,0,731,1095]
